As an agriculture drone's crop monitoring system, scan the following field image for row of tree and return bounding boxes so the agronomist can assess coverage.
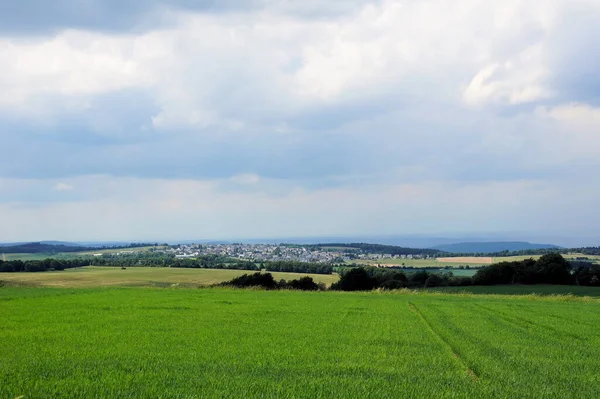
[264,261,333,274]
[220,273,324,291]
[0,242,161,254]
[329,254,600,290]
[305,243,442,256]
[444,246,600,258]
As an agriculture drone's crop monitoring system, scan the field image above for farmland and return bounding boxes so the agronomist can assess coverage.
[1,287,600,398]
[352,253,600,268]
[0,266,340,288]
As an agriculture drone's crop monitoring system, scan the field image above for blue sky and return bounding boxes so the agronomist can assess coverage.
[1,0,600,244]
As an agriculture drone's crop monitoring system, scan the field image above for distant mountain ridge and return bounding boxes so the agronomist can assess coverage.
[432,241,561,254]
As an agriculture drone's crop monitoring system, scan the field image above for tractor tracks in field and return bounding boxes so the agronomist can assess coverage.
[408,302,479,382]
[471,303,587,342]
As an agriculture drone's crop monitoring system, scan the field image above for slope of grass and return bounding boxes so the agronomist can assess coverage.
[1,288,600,398]
[0,266,339,288]
[429,284,600,297]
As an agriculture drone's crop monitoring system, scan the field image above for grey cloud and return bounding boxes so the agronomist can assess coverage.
[0,0,378,35]
[548,5,600,106]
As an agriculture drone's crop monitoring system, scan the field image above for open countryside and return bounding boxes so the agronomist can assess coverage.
[3,246,600,398]
[2,287,600,398]
[0,266,339,288]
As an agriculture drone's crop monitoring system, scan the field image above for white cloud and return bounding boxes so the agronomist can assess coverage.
[0,31,156,110]
[0,0,580,124]
[1,0,600,241]
[52,182,74,191]
[229,174,261,185]
[537,103,600,127]
[463,46,551,106]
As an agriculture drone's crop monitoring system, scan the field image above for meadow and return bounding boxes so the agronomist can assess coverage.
[1,287,600,398]
[0,266,340,288]
[353,253,600,268]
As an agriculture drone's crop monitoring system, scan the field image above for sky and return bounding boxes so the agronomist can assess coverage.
[1,0,600,245]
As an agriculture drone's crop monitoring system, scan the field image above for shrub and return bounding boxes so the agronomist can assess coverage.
[281,276,320,291]
[424,274,448,288]
[222,272,278,289]
[331,268,378,291]
[448,276,472,286]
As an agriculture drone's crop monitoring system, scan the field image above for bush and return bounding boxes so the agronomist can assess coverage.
[281,276,320,291]
[472,262,516,285]
[222,272,278,289]
[379,280,406,290]
[573,265,600,286]
[408,270,430,287]
[448,276,472,286]
[424,274,448,288]
[331,268,378,291]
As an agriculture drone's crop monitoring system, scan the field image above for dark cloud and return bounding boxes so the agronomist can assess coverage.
[548,4,600,106]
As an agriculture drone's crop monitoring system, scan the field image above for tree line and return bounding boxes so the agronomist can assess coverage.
[304,243,442,256]
[0,242,162,254]
[0,254,335,275]
[443,246,600,258]
[329,254,600,290]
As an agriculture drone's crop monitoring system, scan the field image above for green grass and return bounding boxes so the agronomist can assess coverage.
[1,246,166,261]
[0,266,340,288]
[1,253,77,261]
[351,258,483,267]
[493,253,600,264]
[1,287,600,398]
[430,284,600,297]
[352,253,600,268]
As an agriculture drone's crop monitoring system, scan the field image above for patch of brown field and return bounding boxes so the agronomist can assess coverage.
[436,257,493,264]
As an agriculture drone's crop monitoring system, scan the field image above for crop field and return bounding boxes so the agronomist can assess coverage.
[436,256,494,264]
[352,257,489,268]
[1,287,600,398]
[0,266,340,288]
[1,246,164,261]
[493,253,600,264]
[430,284,600,297]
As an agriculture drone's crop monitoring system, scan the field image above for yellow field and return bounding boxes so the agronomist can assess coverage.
[436,257,494,264]
[0,266,339,288]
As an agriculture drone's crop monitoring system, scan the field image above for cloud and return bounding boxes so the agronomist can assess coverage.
[52,182,74,192]
[1,0,600,240]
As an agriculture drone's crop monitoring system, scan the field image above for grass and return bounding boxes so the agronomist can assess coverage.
[1,246,166,261]
[493,253,600,264]
[351,253,600,268]
[1,287,600,398]
[0,266,340,288]
[430,284,600,297]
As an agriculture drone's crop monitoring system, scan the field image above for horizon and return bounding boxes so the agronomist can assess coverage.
[1,233,598,249]
[2,1,600,242]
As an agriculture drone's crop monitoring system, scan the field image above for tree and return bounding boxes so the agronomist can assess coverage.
[533,253,573,285]
[331,268,378,291]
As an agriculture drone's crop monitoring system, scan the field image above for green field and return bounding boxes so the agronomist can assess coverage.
[351,253,600,268]
[0,266,340,288]
[1,246,164,261]
[430,284,600,297]
[352,258,489,268]
[1,287,600,398]
[493,253,600,264]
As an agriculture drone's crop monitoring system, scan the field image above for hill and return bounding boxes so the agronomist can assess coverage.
[432,241,560,254]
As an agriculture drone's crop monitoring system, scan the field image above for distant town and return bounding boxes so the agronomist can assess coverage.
[158,244,435,263]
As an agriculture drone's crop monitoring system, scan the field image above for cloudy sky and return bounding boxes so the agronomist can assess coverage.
[1,0,599,245]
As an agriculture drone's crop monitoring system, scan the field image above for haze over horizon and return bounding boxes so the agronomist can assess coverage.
[1,1,600,244]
